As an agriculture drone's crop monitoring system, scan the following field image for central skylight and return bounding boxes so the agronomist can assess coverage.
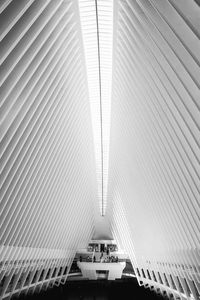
[79,0,113,216]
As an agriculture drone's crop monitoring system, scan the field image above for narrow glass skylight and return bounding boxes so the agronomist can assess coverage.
[79,0,113,216]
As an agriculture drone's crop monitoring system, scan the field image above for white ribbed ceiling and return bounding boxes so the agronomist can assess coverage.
[0,0,200,299]
[0,1,97,296]
[107,0,200,298]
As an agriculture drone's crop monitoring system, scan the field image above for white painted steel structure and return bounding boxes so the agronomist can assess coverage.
[0,0,97,298]
[0,0,200,300]
[107,1,200,299]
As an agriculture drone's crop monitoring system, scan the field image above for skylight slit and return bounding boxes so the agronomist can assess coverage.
[79,0,113,216]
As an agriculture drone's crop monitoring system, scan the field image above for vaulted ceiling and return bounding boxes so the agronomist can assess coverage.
[0,0,199,299]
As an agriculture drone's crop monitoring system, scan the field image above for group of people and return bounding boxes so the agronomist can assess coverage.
[79,248,119,263]
[92,252,119,263]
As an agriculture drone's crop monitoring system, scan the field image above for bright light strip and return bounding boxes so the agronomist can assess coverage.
[79,0,113,216]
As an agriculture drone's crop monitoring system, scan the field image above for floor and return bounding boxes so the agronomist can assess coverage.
[19,278,165,300]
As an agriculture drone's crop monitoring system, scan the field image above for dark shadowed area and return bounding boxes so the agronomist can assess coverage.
[18,278,165,300]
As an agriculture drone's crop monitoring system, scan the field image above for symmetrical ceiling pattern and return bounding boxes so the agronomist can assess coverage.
[0,0,200,299]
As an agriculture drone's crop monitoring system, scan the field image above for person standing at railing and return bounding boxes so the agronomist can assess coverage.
[106,248,110,256]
